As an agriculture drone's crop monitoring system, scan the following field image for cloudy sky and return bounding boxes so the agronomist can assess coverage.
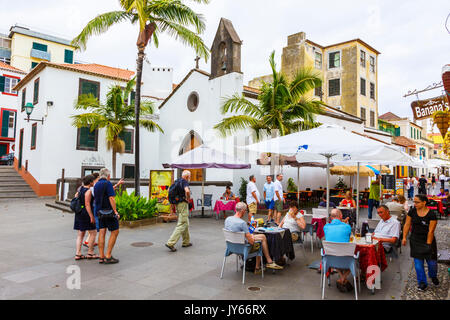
[1,0,449,124]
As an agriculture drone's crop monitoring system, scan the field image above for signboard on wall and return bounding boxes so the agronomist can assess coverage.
[395,179,404,196]
[382,175,395,191]
[149,170,174,213]
[411,95,449,120]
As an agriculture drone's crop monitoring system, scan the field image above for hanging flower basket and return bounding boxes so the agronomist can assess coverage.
[433,111,450,137]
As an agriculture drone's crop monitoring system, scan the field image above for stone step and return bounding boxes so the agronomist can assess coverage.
[0,189,36,194]
[45,202,73,213]
[0,192,37,198]
[55,200,71,208]
[0,177,27,182]
[0,167,16,172]
[0,187,34,193]
[0,172,21,176]
[0,182,31,188]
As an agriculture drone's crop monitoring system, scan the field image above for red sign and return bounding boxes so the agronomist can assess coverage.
[411,95,449,120]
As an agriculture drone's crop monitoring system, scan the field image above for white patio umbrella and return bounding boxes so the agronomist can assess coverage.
[242,124,411,226]
[163,144,251,217]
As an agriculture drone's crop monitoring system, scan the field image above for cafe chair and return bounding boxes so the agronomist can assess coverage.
[197,194,213,214]
[220,229,263,285]
[302,214,318,253]
[290,231,307,260]
[367,219,381,233]
[320,241,360,300]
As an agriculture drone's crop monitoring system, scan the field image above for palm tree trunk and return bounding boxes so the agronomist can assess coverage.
[112,149,117,179]
[134,46,144,196]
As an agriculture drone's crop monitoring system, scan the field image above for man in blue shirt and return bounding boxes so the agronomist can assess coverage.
[263,175,275,222]
[323,208,352,292]
[94,168,120,264]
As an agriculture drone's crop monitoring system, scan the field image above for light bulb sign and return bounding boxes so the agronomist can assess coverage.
[411,95,449,120]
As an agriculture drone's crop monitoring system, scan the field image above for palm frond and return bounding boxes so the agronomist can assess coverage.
[289,67,323,99]
[71,11,131,50]
[71,113,108,129]
[139,119,164,133]
[107,137,126,153]
[214,115,262,138]
[74,94,100,110]
[220,94,261,117]
[155,20,209,60]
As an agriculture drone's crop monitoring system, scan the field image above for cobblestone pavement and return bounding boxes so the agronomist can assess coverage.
[401,217,450,300]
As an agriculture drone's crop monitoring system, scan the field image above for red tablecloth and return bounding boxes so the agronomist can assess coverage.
[355,242,387,279]
[312,217,327,239]
[427,198,444,215]
[214,200,236,216]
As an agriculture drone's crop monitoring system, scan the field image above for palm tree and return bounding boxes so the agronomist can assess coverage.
[71,78,163,178]
[71,0,210,195]
[214,51,324,141]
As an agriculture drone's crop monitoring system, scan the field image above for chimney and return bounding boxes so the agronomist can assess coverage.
[287,32,306,46]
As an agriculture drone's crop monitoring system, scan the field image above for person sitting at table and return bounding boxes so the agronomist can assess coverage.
[323,208,353,293]
[319,194,336,209]
[397,195,409,212]
[279,201,306,242]
[224,202,283,274]
[339,191,356,208]
[436,188,445,197]
[444,189,449,197]
[386,196,407,224]
[372,205,400,254]
[222,186,236,200]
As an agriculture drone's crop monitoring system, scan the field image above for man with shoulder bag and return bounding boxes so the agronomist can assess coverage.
[94,168,120,264]
[166,170,192,252]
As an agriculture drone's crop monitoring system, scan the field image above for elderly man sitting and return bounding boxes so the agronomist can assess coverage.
[224,202,283,274]
[323,208,353,293]
[372,205,401,254]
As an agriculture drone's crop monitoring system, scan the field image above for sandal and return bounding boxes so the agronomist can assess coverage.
[87,253,99,260]
[75,254,86,260]
[99,257,105,264]
[104,256,119,264]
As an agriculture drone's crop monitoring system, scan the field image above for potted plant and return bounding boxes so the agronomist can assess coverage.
[239,177,248,203]
[286,178,298,201]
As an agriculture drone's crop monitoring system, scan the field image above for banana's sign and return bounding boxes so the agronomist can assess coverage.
[411,95,449,120]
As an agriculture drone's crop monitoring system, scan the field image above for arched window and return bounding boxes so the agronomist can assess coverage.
[219,42,227,73]
[178,131,204,182]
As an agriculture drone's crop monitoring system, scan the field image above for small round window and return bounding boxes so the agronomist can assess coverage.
[187,92,199,112]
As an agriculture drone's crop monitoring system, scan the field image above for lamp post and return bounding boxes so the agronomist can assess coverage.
[24,103,44,124]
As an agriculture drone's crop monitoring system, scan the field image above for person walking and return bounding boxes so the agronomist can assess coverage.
[431,174,436,195]
[406,177,414,200]
[439,172,446,190]
[402,194,439,291]
[418,174,427,195]
[95,168,120,264]
[368,175,383,219]
[263,175,275,222]
[166,170,192,252]
[246,175,260,222]
[74,175,99,260]
[412,176,418,197]
[273,173,284,224]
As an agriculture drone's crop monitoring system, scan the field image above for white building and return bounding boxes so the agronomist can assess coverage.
[12,61,171,197]
[0,61,26,157]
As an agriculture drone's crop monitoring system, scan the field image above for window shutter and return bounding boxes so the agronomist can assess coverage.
[32,42,47,52]
[79,127,89,146]
[1,110,9,137]
[64,50,73,64]
[130,91,136,104]
[81,81,99,99]
[0,76,5,92]
[33,79,39,104]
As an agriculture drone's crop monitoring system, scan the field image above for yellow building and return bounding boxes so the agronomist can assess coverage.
[6,25,76,72]
[249,32,380,129]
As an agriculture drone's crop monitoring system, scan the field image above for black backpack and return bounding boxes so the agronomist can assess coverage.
[70,188,85,215]
[168,179,185,204]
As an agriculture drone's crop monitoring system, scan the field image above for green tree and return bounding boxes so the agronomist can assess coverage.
[71,0,210,195]
[71,78,163,178]
[214,51,324,141]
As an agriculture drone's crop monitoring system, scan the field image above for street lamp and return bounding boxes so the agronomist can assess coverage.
[24,103,44,124]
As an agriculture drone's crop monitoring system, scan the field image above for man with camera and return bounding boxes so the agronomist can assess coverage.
[166,170,193,252]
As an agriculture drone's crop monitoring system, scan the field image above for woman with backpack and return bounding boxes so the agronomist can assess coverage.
[74,175,99,260]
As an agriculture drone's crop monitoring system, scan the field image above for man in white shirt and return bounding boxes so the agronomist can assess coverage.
[439,173,446,190]
[273,173,284,224]
[372,205,400,253]
[246,175,260,222]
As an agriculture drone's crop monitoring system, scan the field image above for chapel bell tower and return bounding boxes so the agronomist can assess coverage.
[210,18,242,79]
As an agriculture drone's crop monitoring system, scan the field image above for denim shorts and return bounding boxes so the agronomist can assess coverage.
[265,200,275,209]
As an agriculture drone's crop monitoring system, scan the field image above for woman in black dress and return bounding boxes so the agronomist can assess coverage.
[74,175,98,260]
[402,194,438,291]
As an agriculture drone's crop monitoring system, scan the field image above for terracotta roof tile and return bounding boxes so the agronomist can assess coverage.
[243,85,261,94]
[378,112,403,121]
[57,63,134,81]
[0,61,26,74]
[393,136,416,147]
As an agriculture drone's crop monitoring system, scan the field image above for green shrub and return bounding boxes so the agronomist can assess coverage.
[115,189,158,221]
[239,177,248,203]
[287,178,298,192]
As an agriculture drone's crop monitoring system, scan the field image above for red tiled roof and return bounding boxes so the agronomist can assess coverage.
[393,136,416,148]
[57,63,134,81]
[243,85,261,94]
[378,112,403,121]
[0,61,26,74]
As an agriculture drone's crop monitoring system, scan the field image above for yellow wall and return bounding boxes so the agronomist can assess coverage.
[10,33,75,72]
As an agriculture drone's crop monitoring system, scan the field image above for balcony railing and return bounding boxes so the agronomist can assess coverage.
[30,48,51,61]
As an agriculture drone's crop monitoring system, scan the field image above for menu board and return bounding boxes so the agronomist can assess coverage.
[395,179,404,196]
[150,170,174,213]
[382,175,395,191]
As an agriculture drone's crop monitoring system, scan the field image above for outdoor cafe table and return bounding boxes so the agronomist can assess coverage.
[352,238,387,281]
[213,199,237,218]
[254,227,295,263]
[427,197,444,215]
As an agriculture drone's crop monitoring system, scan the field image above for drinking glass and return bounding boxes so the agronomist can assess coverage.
[355,228,361,240]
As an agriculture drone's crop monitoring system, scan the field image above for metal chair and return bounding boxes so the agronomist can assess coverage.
[367,219,381,233]
[302,214,317,253]
[197,194,213,212]
[220,229,263,284]
[321,241,360,300]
